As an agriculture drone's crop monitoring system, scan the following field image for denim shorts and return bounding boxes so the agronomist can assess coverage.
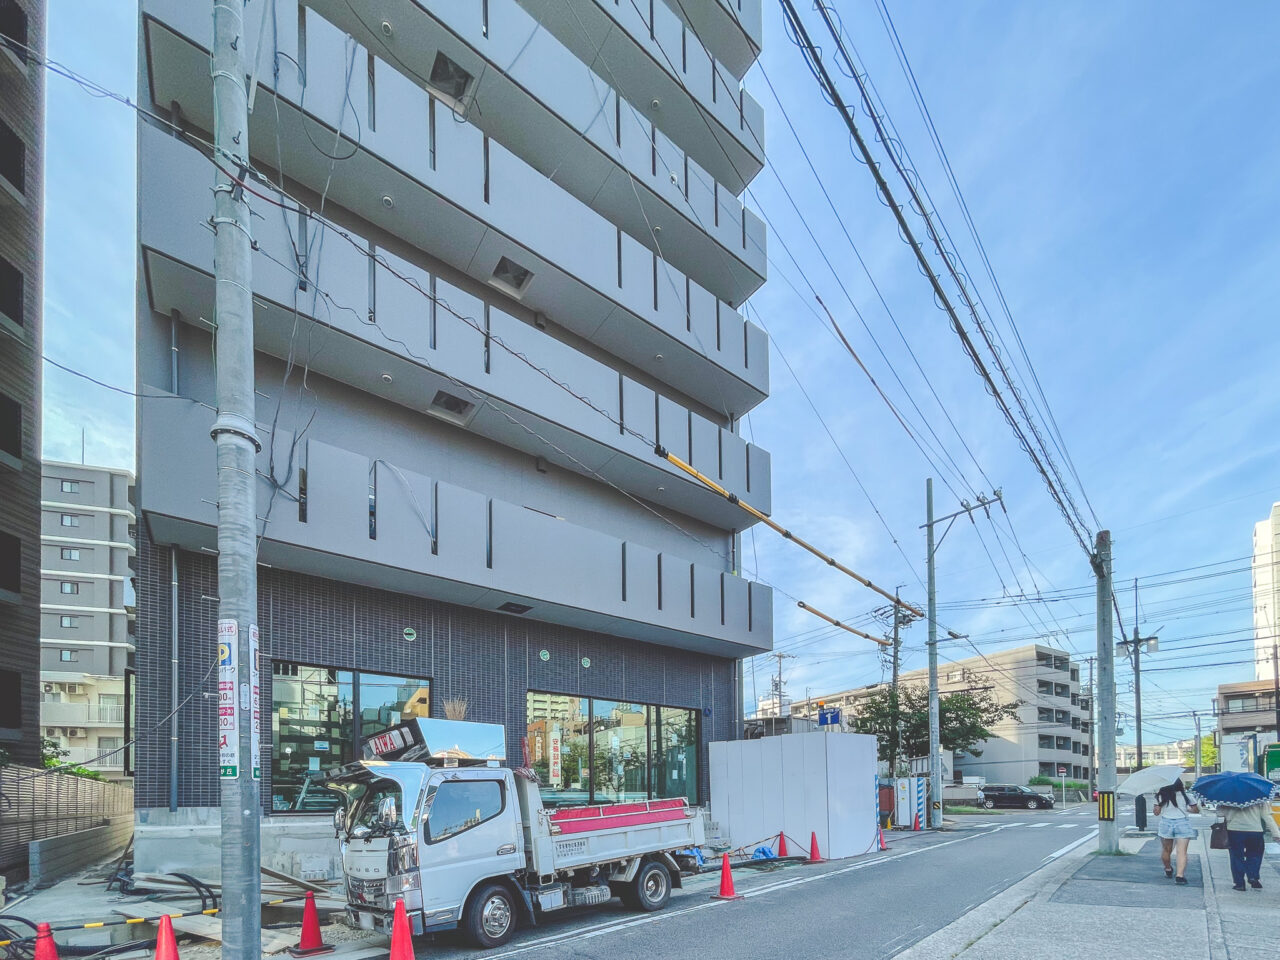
[1158,818,1197,840]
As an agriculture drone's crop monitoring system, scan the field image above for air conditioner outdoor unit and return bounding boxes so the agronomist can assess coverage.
[67,728,85,738]
[43,683,54,693]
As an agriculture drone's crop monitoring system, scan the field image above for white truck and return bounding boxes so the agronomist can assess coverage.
[321,718,704,948]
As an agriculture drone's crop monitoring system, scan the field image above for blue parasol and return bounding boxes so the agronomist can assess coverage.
[1190,771,1279,808]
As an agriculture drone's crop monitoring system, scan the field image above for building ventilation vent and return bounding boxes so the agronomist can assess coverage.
[429,52,474,104]
[490,257,534,298]
[498,601,533,615]
[429,389,475,424]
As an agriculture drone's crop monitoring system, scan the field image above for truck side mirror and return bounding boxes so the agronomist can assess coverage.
[333,806,345,838]
[378,795,398,830]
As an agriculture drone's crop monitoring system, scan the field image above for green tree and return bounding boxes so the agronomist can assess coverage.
[1183,738,1218,771]
[852,672,1022,771]
[40,736,104,780]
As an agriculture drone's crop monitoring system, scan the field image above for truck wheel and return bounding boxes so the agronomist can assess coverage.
[463,883,517,948]
[630,861,671,912]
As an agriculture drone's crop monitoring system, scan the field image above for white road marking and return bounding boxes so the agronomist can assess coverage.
[1056,823,1079,828]
[1043,828,1099,862]
[1027,822,1051,828]
[479,826,1014,958]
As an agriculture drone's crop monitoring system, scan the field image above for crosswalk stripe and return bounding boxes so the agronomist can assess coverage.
[1056,823,1077,828]
[1027,822,1050,828]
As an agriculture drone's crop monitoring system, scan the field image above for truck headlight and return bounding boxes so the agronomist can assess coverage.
[392,872,420,893]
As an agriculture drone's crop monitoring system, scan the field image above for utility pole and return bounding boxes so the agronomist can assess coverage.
[926,479,941,829]
[923,480,1002,829]
[1193,712,1202,780]
[891,590,902,778]
[1132,579,1144,770]
[1273,643,1280,737]
[768,651,795,718]
[212,4,262,958]
[1093,531,1118,854]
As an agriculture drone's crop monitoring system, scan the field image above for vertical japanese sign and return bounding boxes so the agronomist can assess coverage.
[549,725,562,788]
[250,624,261,780]
[218,620,238,778]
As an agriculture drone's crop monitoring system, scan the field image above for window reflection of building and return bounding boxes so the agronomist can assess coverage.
[271,663,429,813]
[525,691,698,807]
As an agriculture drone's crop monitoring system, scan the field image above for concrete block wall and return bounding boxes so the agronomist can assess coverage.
[28,816,132,887]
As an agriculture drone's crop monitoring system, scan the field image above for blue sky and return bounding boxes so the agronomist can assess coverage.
[42,2,1280,745]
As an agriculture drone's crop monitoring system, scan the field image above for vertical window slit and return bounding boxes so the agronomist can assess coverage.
[482,0,490,37]
[654,395,661,447]
[368,466,377,540]
[618,374,625,435]
[483,135,490,203]
[616,228,623,288]
[717,431,723,479]
[747,582,753,632]
[621,543,628,601]
[614,93,621,147]
[429,275,438,349]
[713,181,719,228]
[367,52,376,132]
[652,253,658,311]
[686,411,693,463]
[689,564,696,619]
[720,574,726,626]
[650,122,657,177]
[657,555,663,610]
[685,276,691,331]
[486,499,493,569]
[428,95,437,170]
[743,323,749,368]
[483,303,491,373]
[745,445,751,493]
[431,481,439,555]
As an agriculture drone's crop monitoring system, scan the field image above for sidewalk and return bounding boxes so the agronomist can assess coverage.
[895,826,1280,960]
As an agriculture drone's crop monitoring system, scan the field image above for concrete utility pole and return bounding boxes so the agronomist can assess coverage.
[926,480,941,829]
[1093,531,1118,854]
[768,651,794,718]
[1273,643,1280,737]
[1193,712,1202,780]
[923,480,1002,829]
[891,590,903,777]
[211,3,262,957]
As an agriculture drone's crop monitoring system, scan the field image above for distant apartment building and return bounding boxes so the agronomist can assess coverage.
[0,0,44,767]
[1115,739,1195,775]
[793,644,1094,785]
[1215,678,1278,773]
[1254,502,1280,683]
[134,0,771,876]
[39,462,136,781]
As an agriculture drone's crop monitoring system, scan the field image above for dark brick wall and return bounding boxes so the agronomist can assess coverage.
[133,531,738,811]
[0,0,44,767]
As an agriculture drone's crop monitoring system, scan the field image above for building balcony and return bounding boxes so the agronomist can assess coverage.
[140,406,773,658]
[302,0,765,306]
[514,0,765,192]
[61,747,125,770]
[40,701,126,726]
[668,0,763,80]
[141,4,769,420]
[139,125,770,531]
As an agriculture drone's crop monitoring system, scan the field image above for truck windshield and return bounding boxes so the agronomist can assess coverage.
[335,779,406,836]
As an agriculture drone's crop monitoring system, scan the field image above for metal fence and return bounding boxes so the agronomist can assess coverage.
[0,763,133,873]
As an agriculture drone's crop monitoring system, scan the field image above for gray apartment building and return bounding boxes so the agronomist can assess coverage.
[134,0,771,876]
[39,462,136,781]
[794,644,1094,785]
[0,0,44,767]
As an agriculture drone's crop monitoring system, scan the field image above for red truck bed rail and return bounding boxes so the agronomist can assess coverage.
[548,798,690,835]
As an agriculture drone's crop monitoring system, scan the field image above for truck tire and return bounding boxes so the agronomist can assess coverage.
[630,861,671,912]
[463,883,517,949]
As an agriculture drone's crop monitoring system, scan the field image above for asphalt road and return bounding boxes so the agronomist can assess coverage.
[411,805,1110,960]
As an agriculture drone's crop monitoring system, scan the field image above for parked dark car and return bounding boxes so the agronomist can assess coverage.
[978,784,1055,809]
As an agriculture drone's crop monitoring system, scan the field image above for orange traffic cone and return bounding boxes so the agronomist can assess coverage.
[777,830,788,857]
[807,831,825,863]
[33,923,59,960]
[288,892,334,957]
[153,915,179,960]
[878,826,889,852]
[710,853,743,901]
[389,898,414,960]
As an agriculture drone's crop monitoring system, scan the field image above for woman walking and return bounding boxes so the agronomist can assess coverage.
[1153,780,1199,884]
[1222,801,1280,891]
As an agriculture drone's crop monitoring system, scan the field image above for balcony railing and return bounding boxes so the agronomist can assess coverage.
[40,702,126,726]
[61,747,125,770]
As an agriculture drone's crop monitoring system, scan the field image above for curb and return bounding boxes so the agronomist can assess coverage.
[1197,828,1228,960]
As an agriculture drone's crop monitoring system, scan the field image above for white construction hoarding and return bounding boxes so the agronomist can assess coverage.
[709,732,878,859]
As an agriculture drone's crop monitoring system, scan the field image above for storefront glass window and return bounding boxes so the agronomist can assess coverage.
[592,700,649,803]
[525,691,698,807]
[271,663,429,813]
[525,694,589,808]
